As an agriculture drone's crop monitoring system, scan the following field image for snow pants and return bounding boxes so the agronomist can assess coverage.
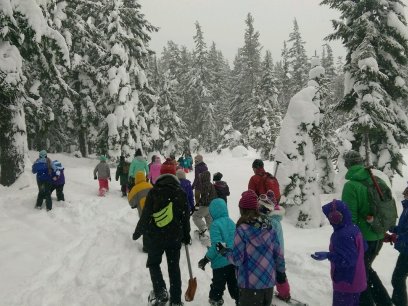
[147,242,182,304]
[238,287,273,306]
[192,206,212,232]
[209,264,239,304]
[360,240,393,306]
[98,178,109,191]
[333,291,360,306]
[120,184,127,196]
[36,181,52,210]
[50,184,65,201]
[391,253,408,306]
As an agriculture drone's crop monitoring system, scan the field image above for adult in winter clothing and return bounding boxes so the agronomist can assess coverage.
[192,170,217,237]
[176,169,195,214]
[198,198,239,306]
[50,160,65,201]
[148,156,162,185]
[192,154,208,203]
[32,150,55,211]
[341,150,392,306]
[115,156,130,197]
[384,189,408,306]
[132,159,191,306]
[213,172,230,204]
[312,200,367,306]
[94,155,111,196]
[128,149,149,190]
[248,159,280,202]
[217,190,285,306]
[258,190,290,302]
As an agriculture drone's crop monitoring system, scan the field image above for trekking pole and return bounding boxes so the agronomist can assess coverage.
[366,166,384,201]
[274,161,282,177]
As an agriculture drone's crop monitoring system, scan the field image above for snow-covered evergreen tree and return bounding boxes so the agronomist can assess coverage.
[276,41,292,110]
[322,0,408,178]
[217,119,243,152]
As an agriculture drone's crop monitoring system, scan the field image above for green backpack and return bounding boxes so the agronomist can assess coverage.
[362,177,398,234]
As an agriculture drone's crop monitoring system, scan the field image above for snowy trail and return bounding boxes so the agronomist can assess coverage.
[1,150,406,306]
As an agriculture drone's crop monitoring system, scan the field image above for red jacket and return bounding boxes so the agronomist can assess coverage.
[248,168,281,202]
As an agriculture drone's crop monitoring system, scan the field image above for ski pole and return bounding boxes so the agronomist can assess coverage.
[274,161,282,177]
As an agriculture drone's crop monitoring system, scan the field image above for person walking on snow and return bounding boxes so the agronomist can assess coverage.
[311,200,367,306]
[94,155,111,196]
[32,150,56,211]
[198,198,239,306]
[341,150,392,306]
[213,172,230,204]
[383,188,408,306]
[132,159,191,306]
[50,160,65,201]
[148,155,162,185]
[192,154,208,204]
[192,170,217,238]
[248,159,280,202]
[176,169,195,214]
[128,148,149,190]
[216,190,285,306]
[116,156,130,197]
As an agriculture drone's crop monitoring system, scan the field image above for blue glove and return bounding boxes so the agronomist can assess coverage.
[311,251,330,261]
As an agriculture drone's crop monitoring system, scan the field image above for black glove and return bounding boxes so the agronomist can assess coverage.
[216,242,231,256]
[133,232,141,241]
[276,271,287,284]
[198,256,210,270]
[94,176,97,180]
[182,234,192,245]
[109,177,111,181]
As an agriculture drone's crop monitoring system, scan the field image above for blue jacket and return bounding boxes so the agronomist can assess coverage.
[392,199,408,255]
[32,158,54,182]
[179,178,194,212]
[206,198,236,269]
[263,211,285,255]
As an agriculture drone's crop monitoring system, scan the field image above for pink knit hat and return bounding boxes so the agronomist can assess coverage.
[239,190,259,210]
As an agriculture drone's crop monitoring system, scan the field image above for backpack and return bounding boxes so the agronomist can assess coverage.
[361,176,398,234]
[262,172,281,201]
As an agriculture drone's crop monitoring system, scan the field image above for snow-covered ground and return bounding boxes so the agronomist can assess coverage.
[1,149,407,306]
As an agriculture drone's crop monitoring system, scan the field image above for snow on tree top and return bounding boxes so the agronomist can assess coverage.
[358,57,379,72]
[0,42,23,85]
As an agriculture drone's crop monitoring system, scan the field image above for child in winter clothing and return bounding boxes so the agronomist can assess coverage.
[50,160,65,201]
[384,189,408,306]
[32,150,56,211]
[176,169,195,214]
[192,154,208,204]
[311,200,367,306]
[116,156,130,196]
[94,155,111,196]
[213,172,230,204]
[198,198,239,306]
[217,190,285,306]
[128,149,149,190]
[192,170,217,237]
[258,190,291,301]
[148,156,162,185]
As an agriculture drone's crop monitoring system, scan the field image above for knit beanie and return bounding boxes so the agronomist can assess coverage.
[194,154,203,163]
[343,150,363,168]
[99,155,107,161]
[160,158,176,175]
[213,172,223,182]
[53,160,63,170]
[176,169,186,180]
[239,190,259,210]
[252,159,264,169]
[39,150,47,158]
[135,149,142,157]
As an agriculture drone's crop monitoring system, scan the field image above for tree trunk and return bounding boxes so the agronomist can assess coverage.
[0,96,26,186]
[364,132,370,167]
[79,127,88,157]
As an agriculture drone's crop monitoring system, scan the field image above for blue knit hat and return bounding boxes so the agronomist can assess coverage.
[39,150,47,158]
[53,160,63,170]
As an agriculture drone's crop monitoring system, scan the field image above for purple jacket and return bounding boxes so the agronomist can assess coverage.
[192,161,208,191]
[322,200,367,293]
[225,216,285,289]
[52,169,65,186]
[214,181,230,203]
[179,178,194,212]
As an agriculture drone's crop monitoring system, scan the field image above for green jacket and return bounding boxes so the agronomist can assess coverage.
[128,156,149,179]
[341,164,384,241]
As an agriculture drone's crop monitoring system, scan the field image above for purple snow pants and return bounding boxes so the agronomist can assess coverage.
[333,291,360,306]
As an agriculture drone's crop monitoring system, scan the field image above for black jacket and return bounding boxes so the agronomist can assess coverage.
[134,174,190,248]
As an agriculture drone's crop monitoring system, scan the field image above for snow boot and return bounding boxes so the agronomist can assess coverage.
[148,289,168,306]
[209,298,224,305]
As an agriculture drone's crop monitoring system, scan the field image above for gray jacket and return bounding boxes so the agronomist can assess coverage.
[94,161,111,179]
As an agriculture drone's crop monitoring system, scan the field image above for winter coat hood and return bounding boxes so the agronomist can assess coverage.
[135,171,146,184]
[323,200,353,230]
[345,165,369,182]
[155,174,180,187]
[209,198,229,220]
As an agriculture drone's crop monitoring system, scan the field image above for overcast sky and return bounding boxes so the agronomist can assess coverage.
[139,0,347,64]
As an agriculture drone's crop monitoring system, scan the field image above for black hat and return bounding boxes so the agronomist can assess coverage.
[213,172,223,181]
[344,150,363,168]
[135,149,142,157]
[252,159,264,169]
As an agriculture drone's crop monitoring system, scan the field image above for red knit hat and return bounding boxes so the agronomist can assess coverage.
[239,190,259,210]
[160,158,176,175]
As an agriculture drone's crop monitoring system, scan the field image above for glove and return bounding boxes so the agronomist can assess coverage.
[94,176,97,180]
[276,271,287,284]
[132,232,141,241]
[311,251,330,261]
[198,256,210,270]
[216,242,231,256]
[384,233,397,245]
[109,177,111,181]
[182,234,192,245]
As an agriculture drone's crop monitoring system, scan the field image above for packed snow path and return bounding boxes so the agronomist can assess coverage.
[1,149,405,306]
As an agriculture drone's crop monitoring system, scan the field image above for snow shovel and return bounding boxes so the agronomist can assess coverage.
[184,244,197,302]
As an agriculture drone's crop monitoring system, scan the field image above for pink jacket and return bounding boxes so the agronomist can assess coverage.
[148,161,162,184]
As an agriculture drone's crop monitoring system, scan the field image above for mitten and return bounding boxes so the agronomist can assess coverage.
[276,280,291,301]
[94,176,97,180]
[109,177,111,181]
[311,251,329,261]
[216,242,231,256]
[132,232,141,241]
[198,256,210,270]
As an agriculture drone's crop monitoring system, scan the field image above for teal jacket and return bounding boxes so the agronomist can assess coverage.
[206,198,236,269]
[264,210,285,255]
[128,156,149,179]
[342,164,384,241]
